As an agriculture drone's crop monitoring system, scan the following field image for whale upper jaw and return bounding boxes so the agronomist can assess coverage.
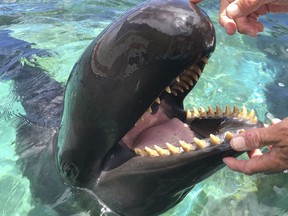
[56,0,262,215]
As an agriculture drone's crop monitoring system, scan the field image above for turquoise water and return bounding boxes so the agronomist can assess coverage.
[0,0,287,215]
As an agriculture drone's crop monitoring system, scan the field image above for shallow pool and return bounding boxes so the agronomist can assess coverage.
[0,0,287,215]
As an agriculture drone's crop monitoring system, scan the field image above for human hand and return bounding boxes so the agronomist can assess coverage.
[223,118,288,175]
[190,0,288,37]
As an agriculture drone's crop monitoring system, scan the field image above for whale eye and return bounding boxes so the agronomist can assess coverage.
[62,162,79,181]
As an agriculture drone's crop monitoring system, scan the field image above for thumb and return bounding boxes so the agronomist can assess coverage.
[230,129,264,151]
[226,0,267,18]
[230,118,288,151]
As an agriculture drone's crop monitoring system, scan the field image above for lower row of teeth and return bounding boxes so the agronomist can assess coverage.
[134,130,242,157]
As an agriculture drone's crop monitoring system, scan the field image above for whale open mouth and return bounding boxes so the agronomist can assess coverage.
[120,57,258,157]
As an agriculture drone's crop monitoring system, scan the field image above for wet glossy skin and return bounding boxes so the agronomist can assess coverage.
[55,1,264,216]
[56,1,218,215]
[57,0,215,184]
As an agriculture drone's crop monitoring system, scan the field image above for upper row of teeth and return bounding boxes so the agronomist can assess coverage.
[134,130,240,157]
[170,63,203,96]
[149,104,257,123]
[186,105,257,123]
[147,58,207,113]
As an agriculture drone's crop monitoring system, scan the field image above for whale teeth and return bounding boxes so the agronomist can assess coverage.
[189,65,202,76]
[171,90,178,96]
[185,69,195,80]
[238,129,245,134]
[242,106,247,116]
[178,81,189,90]
[135,132,237,157]
[186,104,257,129]
[232,105,239,117]
[224,105,231,116]
[238,106,248,119]
[194,137,208,149]
[191,73,199,81]
[216,105,223,117]
[249,109,256,122]
[181,75,194,86]
[207,106,215,117]
[135,102,258,158]
[154,145,170,156]
[191,107,199,118]
[135,148,148,156]
[199,106,206,117]
[185,105,246,119]
[201,57,209,64]
[155,97,161,104]
[179,140,196,152]
[165,86,172,94]
[145,147,159,157]
[224,131,234,141]
[173,85,184,93]
[164,62,204,98]
[180,64,202,86]
[249,109,255,118]
[252,116,258,123]
[210,134,221,145]
[166,143,181,155]
[147,106,152,113]
[186,109,192,122]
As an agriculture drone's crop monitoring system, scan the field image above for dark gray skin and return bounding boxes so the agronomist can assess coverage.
[1,1,262,216]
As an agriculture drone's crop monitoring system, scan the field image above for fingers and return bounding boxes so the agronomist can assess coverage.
[195,0,288,37]
[230,128,267,151]
[223,151,288,175]
[271,118,281,124]
[225,118,288,174]
[233,15,264,36]
[219,0,237,35]
[219,0,264,36]
[227,1,288,18]
[267,4,288,13]
[226,0,267,19]
[230,118,288,151]
[221,0,288,36]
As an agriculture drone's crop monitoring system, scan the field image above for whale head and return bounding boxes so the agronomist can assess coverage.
[57,0,262,215]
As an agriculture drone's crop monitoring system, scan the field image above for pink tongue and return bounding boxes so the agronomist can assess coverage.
[134,118,195,149]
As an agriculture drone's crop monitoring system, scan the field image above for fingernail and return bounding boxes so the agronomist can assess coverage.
[249,29,260,37]
[227,3,240,18]
[225,22,236,35]
[230,137,245,150]
[247,32,258,37]
[272,118,281,124]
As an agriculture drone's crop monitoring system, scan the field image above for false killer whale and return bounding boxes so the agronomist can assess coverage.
[0,0,262,215]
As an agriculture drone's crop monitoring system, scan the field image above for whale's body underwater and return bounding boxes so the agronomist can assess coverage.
[0,0,262,215]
